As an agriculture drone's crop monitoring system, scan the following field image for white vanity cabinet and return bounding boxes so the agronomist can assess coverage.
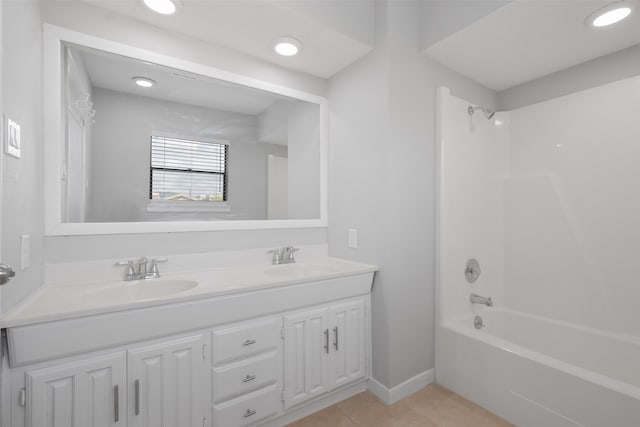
[328,299,367,390]
[212,317,283,427]
[14,333,209,427]
[4,265,375,427]
[283,306,331,409]
[283,296,368,410]
[25,352,126,427]
[127,334,207,427]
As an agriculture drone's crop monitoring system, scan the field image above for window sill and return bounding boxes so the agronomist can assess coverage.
[147,200,231,213]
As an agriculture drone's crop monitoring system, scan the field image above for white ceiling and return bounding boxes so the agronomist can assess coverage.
[80,0,375,79]
[73,44,292,115]
[424,0,640,91]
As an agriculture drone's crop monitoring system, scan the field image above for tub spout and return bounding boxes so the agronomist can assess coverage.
[470,293,493,307]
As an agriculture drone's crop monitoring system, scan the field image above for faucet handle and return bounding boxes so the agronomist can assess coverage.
[149,258,167,277]
[115,260,136,280]
[285,246,299,258]
[267,249,281,263]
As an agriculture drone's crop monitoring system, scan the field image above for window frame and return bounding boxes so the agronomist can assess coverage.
[147,133,231,213]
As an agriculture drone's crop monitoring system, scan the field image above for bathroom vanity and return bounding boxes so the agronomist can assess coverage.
[1,258,376,427]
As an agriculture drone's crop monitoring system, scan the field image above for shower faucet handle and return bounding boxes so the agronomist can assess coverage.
[465,258,481,283]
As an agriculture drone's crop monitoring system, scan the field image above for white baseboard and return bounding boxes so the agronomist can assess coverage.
[368,369,435,405]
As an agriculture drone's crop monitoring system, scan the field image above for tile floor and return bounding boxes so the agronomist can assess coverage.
[286,384,513,427]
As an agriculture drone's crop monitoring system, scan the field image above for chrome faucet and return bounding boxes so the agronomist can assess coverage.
[268,246,299,265]
[137,257,149,277]
[470,293,493,307]
[116,257,168,281]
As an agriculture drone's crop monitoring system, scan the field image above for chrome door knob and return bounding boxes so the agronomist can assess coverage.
[0,264,16,285]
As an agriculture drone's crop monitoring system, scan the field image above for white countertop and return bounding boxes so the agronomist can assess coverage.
[1,257,377,328]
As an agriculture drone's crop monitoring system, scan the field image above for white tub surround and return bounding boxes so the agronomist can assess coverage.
[1,257,376,427]
[437,81,640,426]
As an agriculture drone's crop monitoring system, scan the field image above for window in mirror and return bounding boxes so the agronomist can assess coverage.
[149,135,229,212]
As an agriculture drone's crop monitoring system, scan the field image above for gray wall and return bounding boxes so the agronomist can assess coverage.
[499,44,640,110]
[256,99,321,220]
[257,100,289,145]
[328,0,497,389]
[0,1,44,313]
[287,101,320,220]
[88,88,286,222]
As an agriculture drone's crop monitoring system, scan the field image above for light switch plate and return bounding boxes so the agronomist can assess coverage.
[21,234,30,270]
[5,117,21,158]
[348,228,358,249]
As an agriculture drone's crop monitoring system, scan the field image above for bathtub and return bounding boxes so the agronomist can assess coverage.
[435,308,640,426]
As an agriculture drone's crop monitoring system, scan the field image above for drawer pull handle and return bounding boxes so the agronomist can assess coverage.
[242,374,257,383]
[243,339,256,346]
[114,385,119,422]
[244,409,257,418]
[134,379,140,416]
[333,326,339,351]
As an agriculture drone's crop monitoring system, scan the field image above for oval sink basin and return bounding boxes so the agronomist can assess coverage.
[264,263,339,277]
[82,279,198,304]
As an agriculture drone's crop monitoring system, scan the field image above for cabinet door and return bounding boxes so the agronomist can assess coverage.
[26,352,126,427]
[329,299,367,389]
[128,334,206,427]
[283,307,330,409]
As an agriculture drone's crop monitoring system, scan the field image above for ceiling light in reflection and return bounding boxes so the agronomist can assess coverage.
[133,77,156,88]
[142,0,182,15]
[588,3,632,27]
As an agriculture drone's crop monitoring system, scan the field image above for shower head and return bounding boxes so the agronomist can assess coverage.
[468,105,495,120]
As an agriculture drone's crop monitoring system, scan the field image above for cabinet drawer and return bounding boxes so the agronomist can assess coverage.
[213,351,279,403]
[213,386,280,427]
[213,317,280,364]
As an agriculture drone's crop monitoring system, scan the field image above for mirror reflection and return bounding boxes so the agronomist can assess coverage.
[62,43,320,223]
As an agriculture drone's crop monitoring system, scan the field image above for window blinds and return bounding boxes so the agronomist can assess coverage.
[150,136,228,201]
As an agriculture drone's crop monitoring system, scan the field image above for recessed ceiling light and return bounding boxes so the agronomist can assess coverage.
[142,0,182,15]
[273,37,302,57]
[132,77,156,88]
[587,3,632,27]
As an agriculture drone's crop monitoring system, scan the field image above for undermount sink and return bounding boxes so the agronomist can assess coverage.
[82,279,198,303]
[264,263,340,277]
